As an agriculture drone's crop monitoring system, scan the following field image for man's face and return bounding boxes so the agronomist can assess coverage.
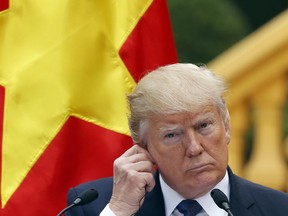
[146,105,230,199]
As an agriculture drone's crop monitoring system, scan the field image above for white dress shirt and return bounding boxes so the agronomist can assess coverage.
[100,171,230,216]
[100,204,115,216]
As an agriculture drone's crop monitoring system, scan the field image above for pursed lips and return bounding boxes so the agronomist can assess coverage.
[185,163,212,172]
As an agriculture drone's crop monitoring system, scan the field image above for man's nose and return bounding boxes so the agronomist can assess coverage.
[185,130,204,157]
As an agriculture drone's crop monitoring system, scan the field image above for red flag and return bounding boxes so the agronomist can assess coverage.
[0,0,177,215]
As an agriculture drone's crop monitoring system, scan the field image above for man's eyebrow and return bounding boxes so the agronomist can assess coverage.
[159,124,182,132]
[158,112,216,132]
[194,112,215,121]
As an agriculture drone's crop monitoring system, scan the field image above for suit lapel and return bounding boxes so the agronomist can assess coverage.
[228,167,259,216]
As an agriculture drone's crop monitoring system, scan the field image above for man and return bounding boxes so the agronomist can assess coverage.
[66,63,288,216]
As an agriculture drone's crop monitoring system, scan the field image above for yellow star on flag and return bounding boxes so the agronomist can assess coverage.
[0,0,152,207]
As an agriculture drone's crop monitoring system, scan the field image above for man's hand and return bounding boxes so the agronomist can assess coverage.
[109,145,156,216]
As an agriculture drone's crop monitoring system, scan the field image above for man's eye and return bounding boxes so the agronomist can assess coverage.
[165,133,176,138]
[200,122,208,129]
[196,121,212,130]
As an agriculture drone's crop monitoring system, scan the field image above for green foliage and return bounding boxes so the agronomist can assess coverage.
[167,0,253,63]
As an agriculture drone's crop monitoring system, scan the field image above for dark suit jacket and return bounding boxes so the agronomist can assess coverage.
[66,168,288,215]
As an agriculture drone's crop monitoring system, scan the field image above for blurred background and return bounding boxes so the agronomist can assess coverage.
[168,0,287,63]
[167,0,288,192]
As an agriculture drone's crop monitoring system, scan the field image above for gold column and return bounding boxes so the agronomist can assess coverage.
[229,103,249,176]
[244,75,287,190]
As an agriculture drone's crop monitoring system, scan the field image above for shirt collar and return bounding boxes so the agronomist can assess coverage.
[159,171,230,216]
